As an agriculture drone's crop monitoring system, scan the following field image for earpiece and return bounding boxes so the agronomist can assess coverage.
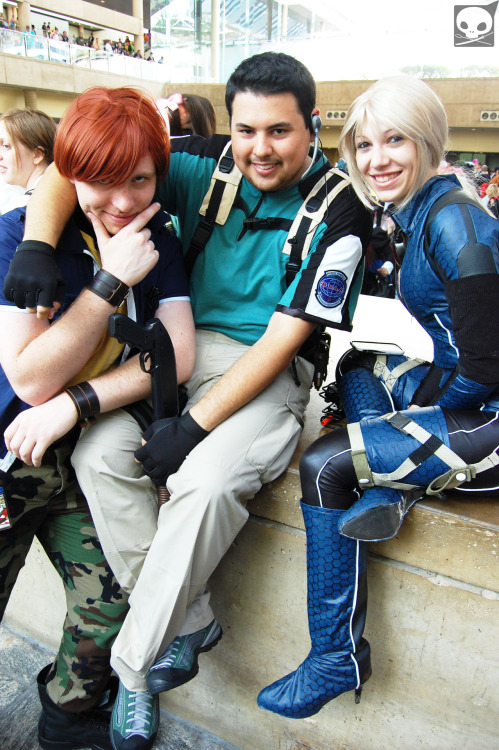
[311,114,322,134]
[300,113,323,181]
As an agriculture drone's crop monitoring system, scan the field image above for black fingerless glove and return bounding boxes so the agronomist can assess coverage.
[3,240,66,309]
[134,411,209,485]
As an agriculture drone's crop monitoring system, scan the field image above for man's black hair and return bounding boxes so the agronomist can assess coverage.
[225,52,316,132]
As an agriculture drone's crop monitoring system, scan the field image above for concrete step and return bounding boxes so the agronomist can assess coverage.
[164,390,498,750]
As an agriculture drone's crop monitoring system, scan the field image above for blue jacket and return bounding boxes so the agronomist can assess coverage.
[394,174,499,410]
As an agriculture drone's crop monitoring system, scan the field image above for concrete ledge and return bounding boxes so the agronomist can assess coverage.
[165,515,499,750]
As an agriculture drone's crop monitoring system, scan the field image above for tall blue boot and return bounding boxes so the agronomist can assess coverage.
[257,503,371,719]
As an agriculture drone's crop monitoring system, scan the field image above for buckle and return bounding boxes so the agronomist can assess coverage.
[219,154,234,174]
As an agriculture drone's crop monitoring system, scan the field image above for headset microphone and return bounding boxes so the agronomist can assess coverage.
[301,114,323,181]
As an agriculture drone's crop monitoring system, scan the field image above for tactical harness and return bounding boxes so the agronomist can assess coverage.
[347,412,499,496]
[183,143,351,389]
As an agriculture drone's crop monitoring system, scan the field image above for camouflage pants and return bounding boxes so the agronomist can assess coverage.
[0,434,129,711]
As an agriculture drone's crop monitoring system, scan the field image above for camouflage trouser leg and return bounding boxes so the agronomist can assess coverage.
[0,439,129,712]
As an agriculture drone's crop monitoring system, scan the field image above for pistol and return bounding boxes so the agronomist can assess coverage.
[108,313,179,505]
[108,313,178,420]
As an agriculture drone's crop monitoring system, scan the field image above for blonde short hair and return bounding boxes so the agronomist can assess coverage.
[338,76,448,209]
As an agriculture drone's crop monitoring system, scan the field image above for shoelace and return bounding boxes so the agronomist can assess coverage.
[153,637,181,669]
[125,691,155,736]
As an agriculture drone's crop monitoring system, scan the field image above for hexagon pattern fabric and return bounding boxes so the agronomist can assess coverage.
[257,503,370,719]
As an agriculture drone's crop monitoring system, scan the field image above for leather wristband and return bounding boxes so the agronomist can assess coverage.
[87,269,129,307]
[64,381,100,420]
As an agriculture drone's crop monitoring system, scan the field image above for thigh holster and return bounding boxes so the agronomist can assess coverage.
[348,406,499,496]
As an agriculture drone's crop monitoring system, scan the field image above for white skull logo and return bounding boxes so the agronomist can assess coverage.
[456,6,493,39]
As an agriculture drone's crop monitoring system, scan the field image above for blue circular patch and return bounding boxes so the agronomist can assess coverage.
[315,270,347,308]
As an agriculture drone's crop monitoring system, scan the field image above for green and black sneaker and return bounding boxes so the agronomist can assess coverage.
[110,682,158,750]
[146,619,222,695]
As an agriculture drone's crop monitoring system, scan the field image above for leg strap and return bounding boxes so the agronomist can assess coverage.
[372,355,426,393]
[348,410,499,495]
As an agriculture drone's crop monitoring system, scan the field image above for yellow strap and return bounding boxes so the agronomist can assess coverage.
[66,232,126,385]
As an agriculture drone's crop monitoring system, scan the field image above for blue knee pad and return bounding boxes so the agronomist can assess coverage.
[339,368,393,422]
[337,350,429,422]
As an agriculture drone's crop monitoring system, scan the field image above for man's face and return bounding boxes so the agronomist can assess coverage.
[230,91,314,192]
[73,153,156,236]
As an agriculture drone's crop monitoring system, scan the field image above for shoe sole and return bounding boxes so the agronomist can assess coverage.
[39,736,111,750]
[340,504,403,541]
[340,491,423,542]
[147,627,223,695]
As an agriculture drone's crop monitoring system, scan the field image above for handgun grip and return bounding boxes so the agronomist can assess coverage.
[157,485,170,507]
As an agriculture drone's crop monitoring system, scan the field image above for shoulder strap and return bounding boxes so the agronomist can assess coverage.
[423,187,484,280]
[185,148,351,285]
[184,143,242,276]
[285,169,351,286]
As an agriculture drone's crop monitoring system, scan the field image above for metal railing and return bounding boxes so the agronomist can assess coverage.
[0,28,168,83]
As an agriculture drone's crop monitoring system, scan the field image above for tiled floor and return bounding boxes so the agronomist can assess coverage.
[0,624,240,750]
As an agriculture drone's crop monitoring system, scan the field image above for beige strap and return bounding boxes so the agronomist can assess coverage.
[373,356,426,393]
[373,413,498,494]
[282,169,350,259]
[199,142,242,226]
[347,422,373,487]
[347,412,498,496]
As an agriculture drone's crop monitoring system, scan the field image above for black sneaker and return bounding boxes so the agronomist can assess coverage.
[146,619,222,694]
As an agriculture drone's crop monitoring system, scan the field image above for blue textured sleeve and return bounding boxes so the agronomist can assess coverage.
[437,373,495,409]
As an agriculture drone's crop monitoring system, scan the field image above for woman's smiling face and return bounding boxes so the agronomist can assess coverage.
[355,122,419,206]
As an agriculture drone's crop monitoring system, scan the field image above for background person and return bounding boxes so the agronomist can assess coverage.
[157,92,217,138]
[481,182,499,217]
[257,75,499,720]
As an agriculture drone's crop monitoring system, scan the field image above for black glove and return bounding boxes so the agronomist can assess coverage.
[3,240,66,309]
[135,411,209,485]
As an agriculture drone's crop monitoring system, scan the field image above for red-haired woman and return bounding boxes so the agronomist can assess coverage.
[0,87,195,750]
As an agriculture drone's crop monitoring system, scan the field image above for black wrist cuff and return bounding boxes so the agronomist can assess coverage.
[181,411,209,440]
[64,381,100,420]
[17,240,55,255]
[87,269,129,307]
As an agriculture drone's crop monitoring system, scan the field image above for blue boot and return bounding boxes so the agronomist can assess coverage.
[257,503,371,719]
[339,486,423,541]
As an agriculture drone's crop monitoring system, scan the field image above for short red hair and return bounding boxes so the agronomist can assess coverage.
[54,86,169,184]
